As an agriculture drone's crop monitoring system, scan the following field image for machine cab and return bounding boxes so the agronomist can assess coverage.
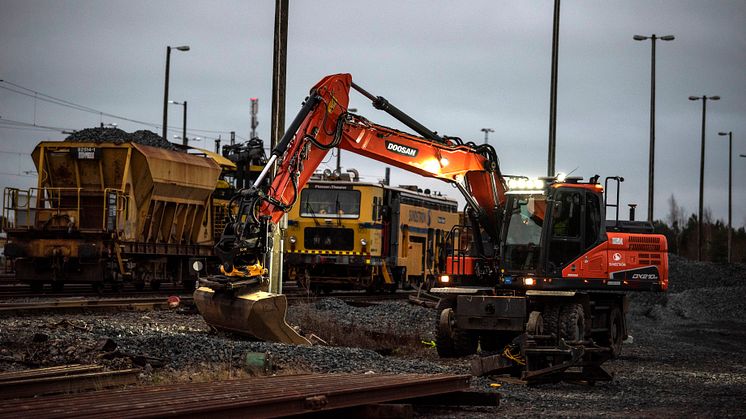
[500,177,605,279]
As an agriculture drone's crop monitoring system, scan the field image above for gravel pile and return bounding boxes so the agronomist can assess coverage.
[629,254,746,321]
[667,253,746,292]
[65,127,178,150]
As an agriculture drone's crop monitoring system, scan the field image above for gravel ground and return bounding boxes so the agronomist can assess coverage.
[1,255,745,417]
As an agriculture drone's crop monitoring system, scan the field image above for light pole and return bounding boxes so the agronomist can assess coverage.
[718,131,733,263]
[162,45,190,139]
[689,95,720,261]
[547,0,561,177]
[169,100,187,146]
[634,34,674,223]
[481,128,494,144]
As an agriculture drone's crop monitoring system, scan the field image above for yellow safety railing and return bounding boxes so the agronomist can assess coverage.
[2,187,127,232]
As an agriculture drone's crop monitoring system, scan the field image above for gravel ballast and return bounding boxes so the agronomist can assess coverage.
[1,255,745,417]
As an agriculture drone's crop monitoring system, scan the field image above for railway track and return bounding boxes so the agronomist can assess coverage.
[0,287,189,300]
[0,289,412,314]
[0,277,414,301]
[0,296,193,314]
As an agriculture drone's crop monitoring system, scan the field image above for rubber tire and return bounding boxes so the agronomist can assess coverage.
[51,281,64,293]
[435,298,478,358]
[150,281,161,291]
[559,303,585,342]
[134,282,145,291]
[542,304,561,340]
[29,282,44,293]
[608,306,624,358]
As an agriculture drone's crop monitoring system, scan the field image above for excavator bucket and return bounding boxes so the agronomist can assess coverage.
[194,287,311,345]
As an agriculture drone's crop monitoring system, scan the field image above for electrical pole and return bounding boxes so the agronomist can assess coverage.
[689,95,720,261]
[269,0,289,294]
[547,0,560,177]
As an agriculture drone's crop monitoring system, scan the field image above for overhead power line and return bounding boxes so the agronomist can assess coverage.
[0,79,238,136]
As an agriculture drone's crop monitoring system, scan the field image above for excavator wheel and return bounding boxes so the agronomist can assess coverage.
[435,297,478,357]
[559,303,585,342]
[194,285,311,345]
[607,306,624,358]
[542,304,561,341]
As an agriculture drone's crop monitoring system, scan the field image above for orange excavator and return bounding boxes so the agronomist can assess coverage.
[194,73,668,383]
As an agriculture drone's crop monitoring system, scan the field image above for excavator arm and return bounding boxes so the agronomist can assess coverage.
[219,73,506,274]
[196,73,507,343]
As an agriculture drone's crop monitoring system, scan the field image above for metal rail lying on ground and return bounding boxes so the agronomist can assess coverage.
[0,364,139,399]
[0,373,477,418]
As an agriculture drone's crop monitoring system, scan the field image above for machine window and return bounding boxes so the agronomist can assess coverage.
[506,196,545,246]
[300,188,361,219]
[552,191,582,238]
[502,195,546,270]
[585,192,601,248]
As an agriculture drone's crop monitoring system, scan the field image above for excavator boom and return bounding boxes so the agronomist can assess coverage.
[195,73,507,343]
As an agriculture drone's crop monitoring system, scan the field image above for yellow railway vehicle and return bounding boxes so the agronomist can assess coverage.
[284,173,460,292]
[2,139,233,292]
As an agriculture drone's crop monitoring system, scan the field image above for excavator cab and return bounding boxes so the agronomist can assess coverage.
[500,178,606,280]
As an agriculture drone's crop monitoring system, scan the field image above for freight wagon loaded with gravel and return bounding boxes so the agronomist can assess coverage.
[1,130,237,292]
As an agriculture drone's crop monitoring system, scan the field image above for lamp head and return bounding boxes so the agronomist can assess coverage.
[174,45,190,51]
[633,35,648,41]
[660,35,675,41]
[688,96,701,101]
[710,96,721,101]
[718,132,729,136]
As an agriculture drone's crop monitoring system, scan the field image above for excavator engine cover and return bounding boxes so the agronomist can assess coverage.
[194,286,310,345]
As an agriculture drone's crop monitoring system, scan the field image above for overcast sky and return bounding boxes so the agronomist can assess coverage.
[1,0,744,226]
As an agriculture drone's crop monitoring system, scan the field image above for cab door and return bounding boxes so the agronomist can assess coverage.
[546,188,606,277]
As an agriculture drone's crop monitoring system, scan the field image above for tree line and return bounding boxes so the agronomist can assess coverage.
[653,195,746,263]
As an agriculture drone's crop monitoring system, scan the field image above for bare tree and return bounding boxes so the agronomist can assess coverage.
[667,194,686,230]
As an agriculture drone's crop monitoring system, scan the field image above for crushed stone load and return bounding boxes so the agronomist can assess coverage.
[64,127,179,151]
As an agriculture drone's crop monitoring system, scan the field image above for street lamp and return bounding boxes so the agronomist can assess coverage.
[634,34,674,223]
[718,131,734,263]
[481,128,494,144]
[689,95,720,260]
[169,100,187,146]
[162,45,190,139]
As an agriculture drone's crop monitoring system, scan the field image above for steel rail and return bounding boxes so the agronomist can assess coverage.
[0,296,193,313]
